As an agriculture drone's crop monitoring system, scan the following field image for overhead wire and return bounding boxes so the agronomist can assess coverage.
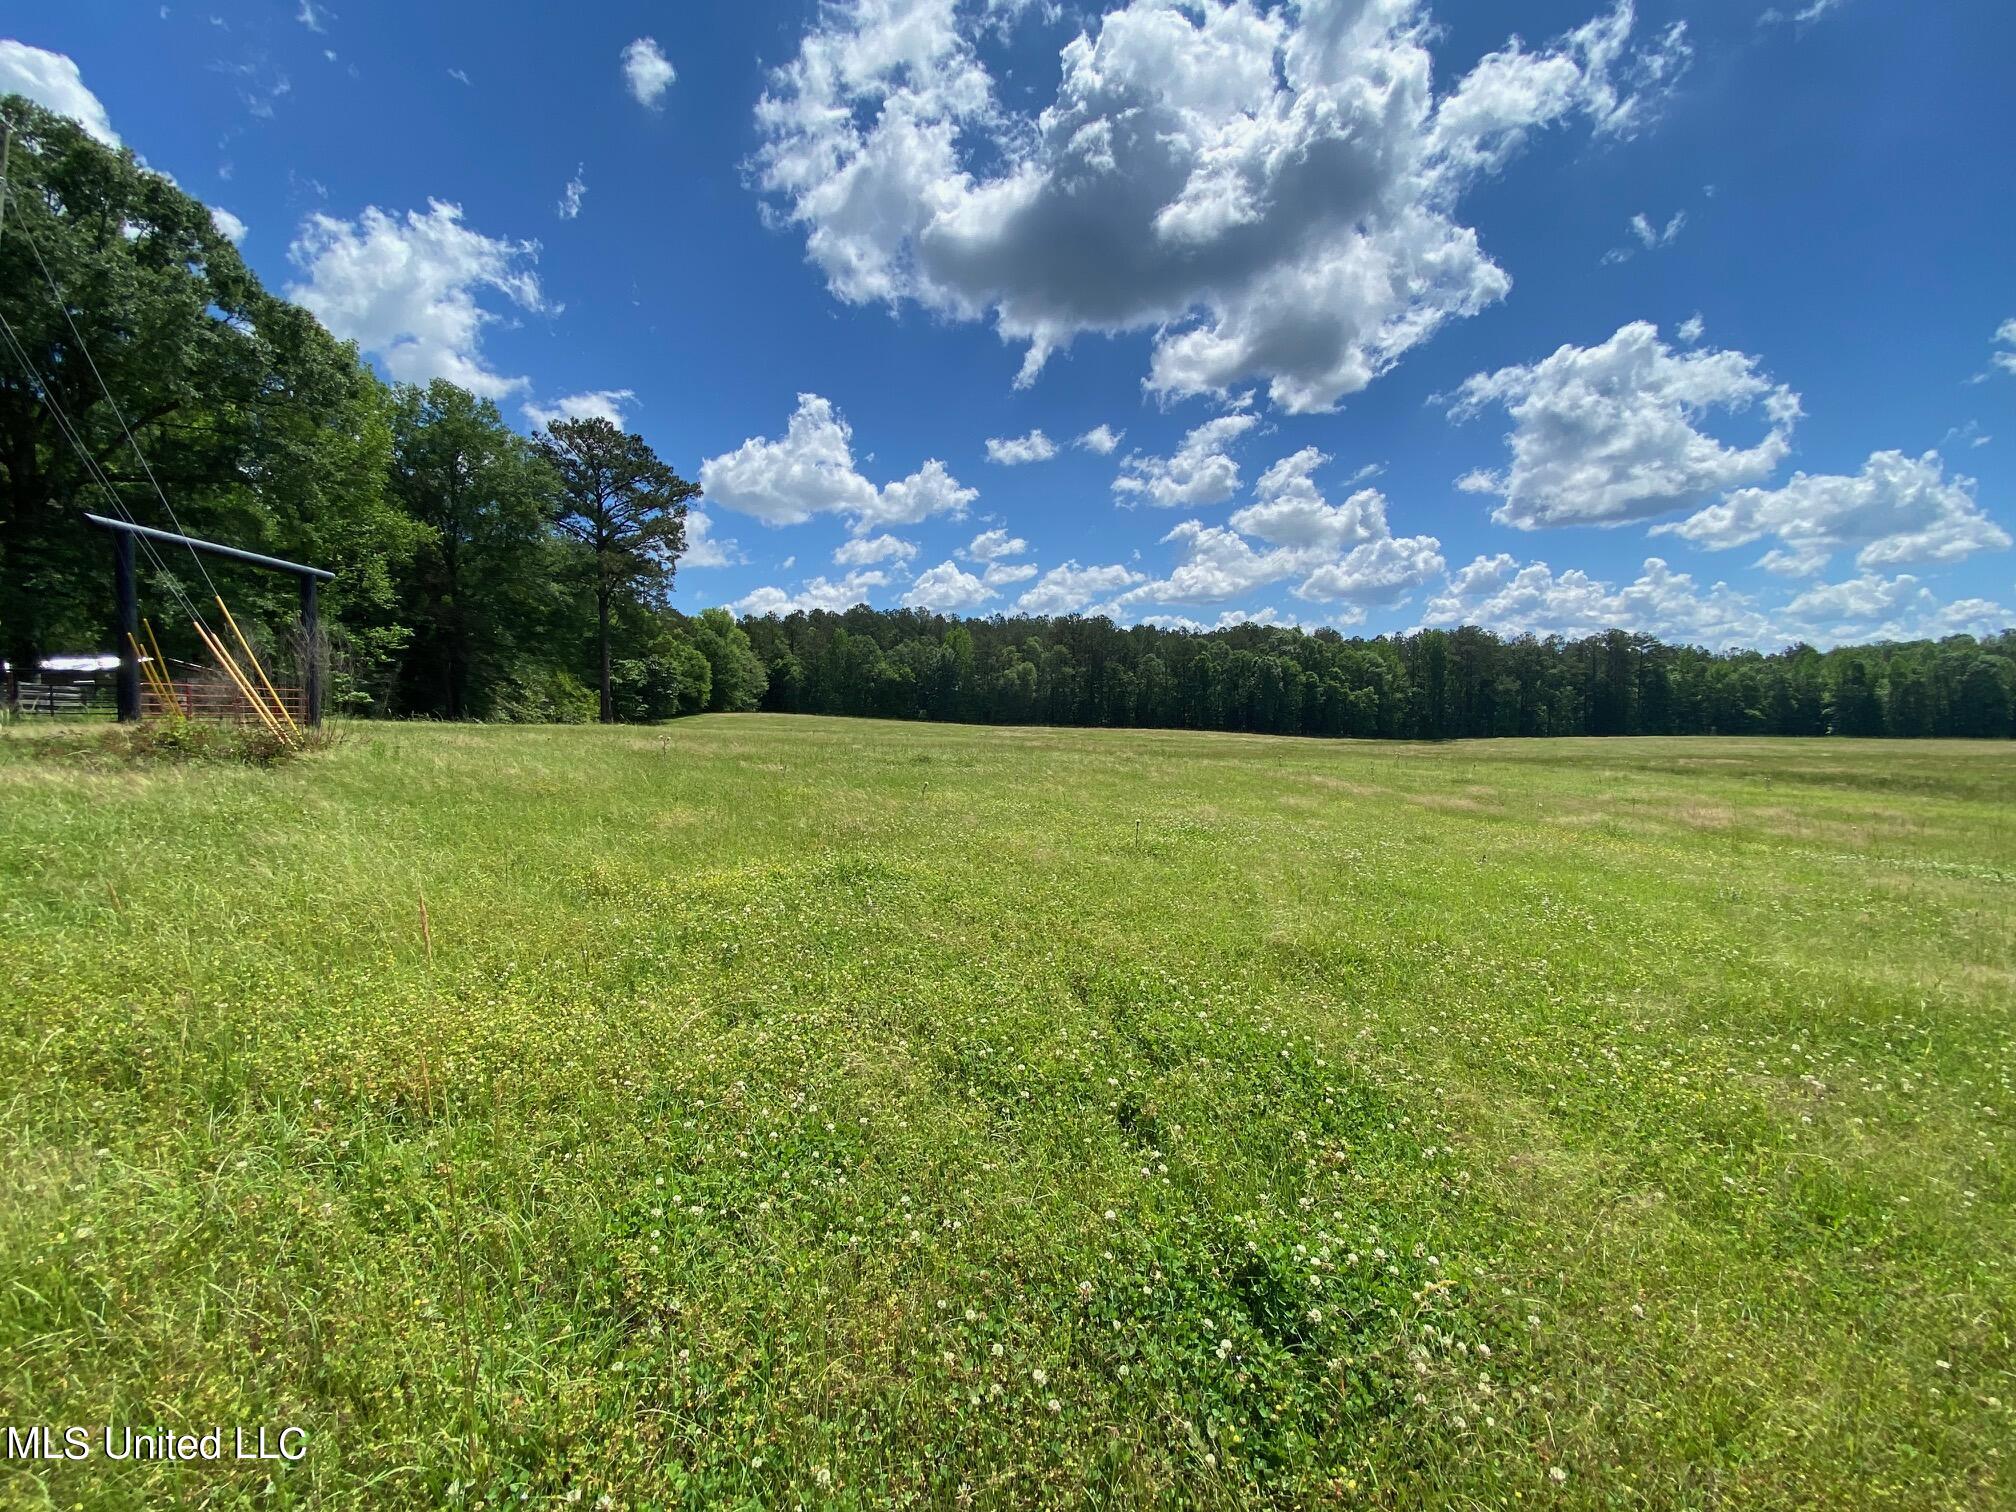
[0,153,293,735]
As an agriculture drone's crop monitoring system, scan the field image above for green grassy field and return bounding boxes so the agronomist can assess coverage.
[1,717,2012,1509]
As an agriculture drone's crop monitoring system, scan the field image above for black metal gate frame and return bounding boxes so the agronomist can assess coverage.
[83,512,335,725]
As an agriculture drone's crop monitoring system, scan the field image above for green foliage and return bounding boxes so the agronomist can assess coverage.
[1,719,2011,1505]
[740,609,2016,741]
[32,715,336,765]
[386,381,566,719]
[0,96,409,690]
[534,416,700,723]
[687,607,768,713]
[493,666,598,724]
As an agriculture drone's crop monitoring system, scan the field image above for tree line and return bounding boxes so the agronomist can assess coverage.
[2,97,2011,741]
[737,610,2016,739]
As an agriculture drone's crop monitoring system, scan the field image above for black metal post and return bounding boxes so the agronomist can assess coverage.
[113,528,139,722]
[299,574,322,726]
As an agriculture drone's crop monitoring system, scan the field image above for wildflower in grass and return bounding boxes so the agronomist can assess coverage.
[1032,1368,1047,1386]
[1550,1467,1568,1484]
[1046,1398,1061,1414]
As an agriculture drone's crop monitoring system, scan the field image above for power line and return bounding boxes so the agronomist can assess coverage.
[9,188,226,605]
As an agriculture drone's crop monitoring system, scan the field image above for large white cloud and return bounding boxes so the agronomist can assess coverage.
[681,509,744,570]
[210,207,248,244]
[623,38,675,107]
[1780,574,2012,645]
[1016,561,1147,616]
[985,429,1057,465]
[288,200,545,399]
[731,568,890,615]
[0,41,119,146]
[754,0,1689,412]
[902,560,997,610]
[1422,553,1774,649]
[1117,444,1441,614]
[834,532,919,565]
[700,393,977,533]
[1656,449,2011,576]
[962,527,1028,560]
[1114,410,1258,506]
[871,457,980,528]
[1448,320,1800,529]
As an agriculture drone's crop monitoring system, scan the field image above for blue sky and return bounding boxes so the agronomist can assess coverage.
[6,0,2013,647]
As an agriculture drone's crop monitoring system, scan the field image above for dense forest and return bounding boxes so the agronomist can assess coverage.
[2,97,2012,741]
[739,610,2016,740]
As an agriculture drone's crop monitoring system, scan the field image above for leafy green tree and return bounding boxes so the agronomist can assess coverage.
[1954,656,2013,738]
[1829,659,1884,737]
[534,416,698,723]
[686,607,769,712]
[387,381,560,718]
[0,96,405,702]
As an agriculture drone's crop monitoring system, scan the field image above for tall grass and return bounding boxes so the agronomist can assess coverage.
[0,718,2010,1507]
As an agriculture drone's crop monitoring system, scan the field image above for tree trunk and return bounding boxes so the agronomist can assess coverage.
[597,588,613,724]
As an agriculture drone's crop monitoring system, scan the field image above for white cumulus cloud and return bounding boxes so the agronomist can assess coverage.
[1781,573,2013,646]
[903,561,997,611]
[1114,410,1258,507]
[0,41,118,145]
[1422,554,1774,650]
[210,206,248,244]
[731,569,890,616]
[962,527,1028,560]
[753,0,1688,412]
[1075,424,1124,455]
[985,429,1057,465]
[288,200,545,400]
[682,509,745,569]
[623,38,675,107]
[521,388,635,430]
[1448,320,1801,529]
[700,393,977,533]
[834,533,918,566]
[1016,561,1146,616]
[1655,449,2011,576]
[1119,446,1442,614]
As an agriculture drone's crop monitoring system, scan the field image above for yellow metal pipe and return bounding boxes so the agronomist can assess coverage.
[128,631,175,714]
[142,617,184,716]
[215,595,301,736]
[194,620,286,739]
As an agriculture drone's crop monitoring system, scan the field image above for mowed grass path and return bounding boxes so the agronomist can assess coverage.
[1,718,2012,1509]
